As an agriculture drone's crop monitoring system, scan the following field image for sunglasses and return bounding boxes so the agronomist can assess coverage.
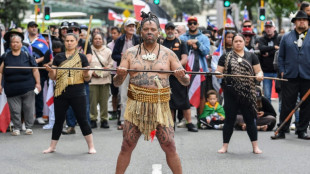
[243,25,251,28]
[73,28,80,32]
[188,22,197,26]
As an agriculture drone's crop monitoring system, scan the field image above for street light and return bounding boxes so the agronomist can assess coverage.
[259,8,266,21]
[223,0,231,8]
[33,0,41,4]
[44,6,51,20]
[154,0,160,5]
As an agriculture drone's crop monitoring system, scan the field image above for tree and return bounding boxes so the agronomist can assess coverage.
[172,0,201,22]
[268,0,297,31]
[0,0,29,28]
[230,0,258,20]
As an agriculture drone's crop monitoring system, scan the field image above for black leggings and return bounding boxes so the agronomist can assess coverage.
[223,87,257,143]
[52,94,92,140]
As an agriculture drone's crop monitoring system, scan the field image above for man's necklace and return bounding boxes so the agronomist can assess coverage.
[142,44,157,61]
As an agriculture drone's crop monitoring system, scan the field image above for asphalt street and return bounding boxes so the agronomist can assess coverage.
[1,100,309,174]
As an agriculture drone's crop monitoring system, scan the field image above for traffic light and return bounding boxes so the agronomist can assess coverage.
[259,8,266,21]
[154,0,160,5]
[33,0,41,4]
[223,0,231,7]
[44,6,51,20]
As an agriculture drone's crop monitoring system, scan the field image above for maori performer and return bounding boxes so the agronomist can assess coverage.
[215,33,264,154]
[114,12,189,174]
[43,33,96,154]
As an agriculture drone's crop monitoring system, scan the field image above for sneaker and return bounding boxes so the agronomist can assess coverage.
[21,122,26,131]
[186,123,198,132]
[90,120,97,128]
[101,120,110,128]
[62,127,76,135]
[36,117,46,125]
[177,120,186,128]
[290,123,296,130]
[25,129,33,135]
[11,130,20,136]
[109,111,118,120]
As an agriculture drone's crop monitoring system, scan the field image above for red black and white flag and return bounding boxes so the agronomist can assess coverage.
[108,9,123,22]
[185,50,206,108]
[132,0,171,29]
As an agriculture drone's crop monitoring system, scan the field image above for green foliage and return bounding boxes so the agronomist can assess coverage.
[115,1,134,11]
[0,0,29,27]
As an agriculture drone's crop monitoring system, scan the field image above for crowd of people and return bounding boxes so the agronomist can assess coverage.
[0,2,310,164]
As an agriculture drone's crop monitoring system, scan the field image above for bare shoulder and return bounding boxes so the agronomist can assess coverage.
[123,45,139,60]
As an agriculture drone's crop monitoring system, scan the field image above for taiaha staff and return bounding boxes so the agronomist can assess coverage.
[274,88,310,136]
[84,15,93,55]
[5,66,288,81]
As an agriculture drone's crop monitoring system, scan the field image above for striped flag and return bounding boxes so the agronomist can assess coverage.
[243,6,249,21]
[211,32,224,94]
[132,0,170,29]
[108,9,123,22]
[185,50,206,108]
[182,12,189,21]
[43,79,55,129]
[0,38,10,133]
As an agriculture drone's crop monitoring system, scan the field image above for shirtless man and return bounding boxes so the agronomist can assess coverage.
[114,12,189,174]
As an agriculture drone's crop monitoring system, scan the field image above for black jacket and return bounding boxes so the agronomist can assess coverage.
[111,34,140,66]
[258,31,282,73]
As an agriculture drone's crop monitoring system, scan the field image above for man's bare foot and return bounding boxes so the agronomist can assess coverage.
[253,147,263,154]
[88,148,96,154]
[43,147,56,154]
[217,147,227,153]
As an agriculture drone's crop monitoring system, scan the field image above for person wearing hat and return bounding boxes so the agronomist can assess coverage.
[179,16,211,121]
[62,21,93,135]
[59,21,69,43]
[0,32,41,136]
[112,18,140,130]
[257,20,282,103]
[271,10,310,140]
[3,29,29,54]
[163,22,198,132]
[241,27,256,51]
[26,21,49,125]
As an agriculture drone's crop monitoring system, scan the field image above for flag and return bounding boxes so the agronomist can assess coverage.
[211,32,224,94]
[132,0,171,29]
[0,36,10,133]
[185,50,206,108]
[243,6,249,21]
[108,9,123,22]
[0,92,10,133]
[9,21,16,29]
[182,12,189,21]
[48,30,53,60]
[43,79,55,130]
[225,14,235,28]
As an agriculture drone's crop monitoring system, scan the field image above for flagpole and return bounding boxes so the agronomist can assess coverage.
[84,15,93,55]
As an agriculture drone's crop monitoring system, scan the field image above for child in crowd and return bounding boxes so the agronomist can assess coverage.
[199,90,225,129]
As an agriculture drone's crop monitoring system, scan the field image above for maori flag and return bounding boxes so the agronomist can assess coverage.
[132,0,171,29]
[108,9,123,22]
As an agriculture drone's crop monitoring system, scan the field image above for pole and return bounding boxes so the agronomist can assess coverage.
[42,0,45,32]
[260,0,264,34]
[4,66,289,81]
[35,5,38,23]
[84,15,93,55]
[274,89,310,135]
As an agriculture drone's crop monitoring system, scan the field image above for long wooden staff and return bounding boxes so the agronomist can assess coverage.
[5,66,288,81]
[84,15,93,55]
[274,88,310,136]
